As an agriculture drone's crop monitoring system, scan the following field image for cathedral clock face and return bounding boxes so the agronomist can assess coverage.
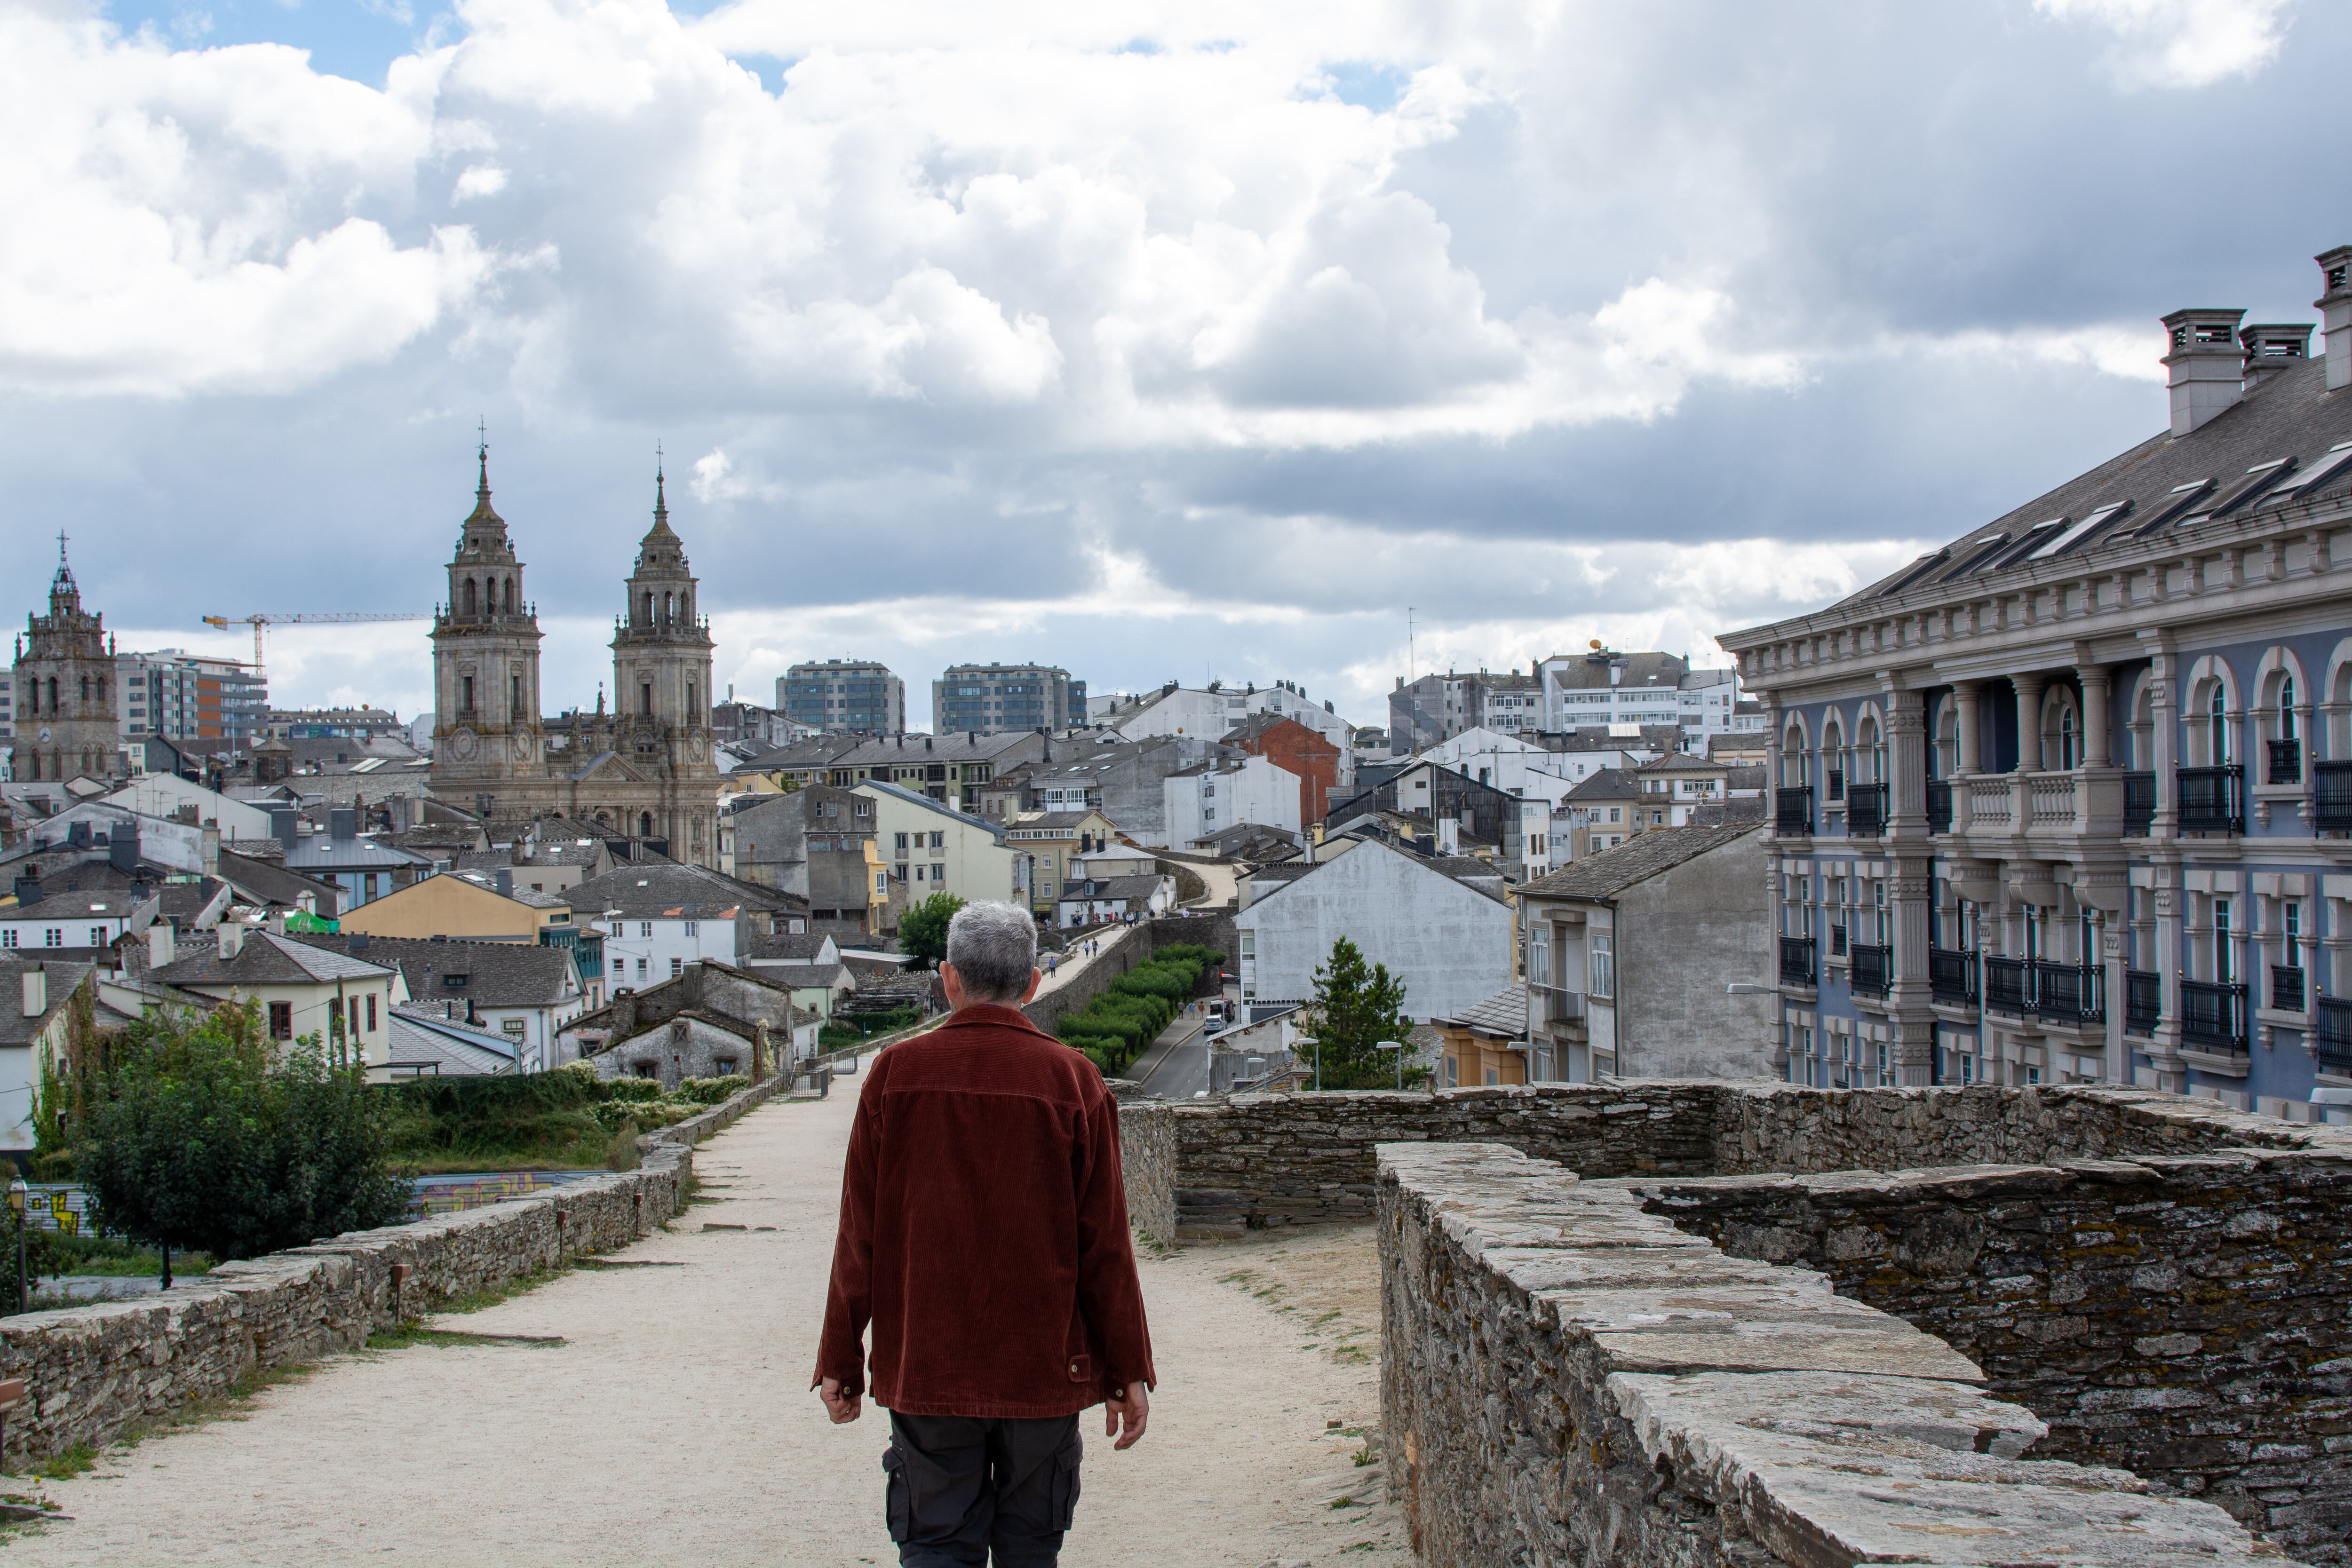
[449,728,479,761]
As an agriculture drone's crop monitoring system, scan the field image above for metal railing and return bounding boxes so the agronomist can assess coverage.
[1541,986,1588,1024]
[2319,996,2352,1074]
[2122,770,2156,836]
[1775,787,1813,835]
[2179,979,2249,1053]
[1929,946,1977,1005]
[1926,780,1952,834]
[1985,957,2101,1023]
[2320,762,2352,833]
[2271,964,2306,1013]
[2125,969,2160,1036]
[2268,737,2303,786]
[1846,783,1887,837]
[1986,956,2030,1015]
[1851,943,1892,996]
[2176,765,2245,834]
[1779,936,1817,987]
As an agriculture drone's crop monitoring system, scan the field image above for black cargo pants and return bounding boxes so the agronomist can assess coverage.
[882,1411,1083,1567]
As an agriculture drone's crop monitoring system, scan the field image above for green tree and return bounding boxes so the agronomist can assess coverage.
[897,892,967,969]
[1303,936,1419,1090]
[77,1003,410,1264]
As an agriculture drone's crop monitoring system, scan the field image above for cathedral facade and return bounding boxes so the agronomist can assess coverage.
[428,450,722,866]
[11,548,120,784]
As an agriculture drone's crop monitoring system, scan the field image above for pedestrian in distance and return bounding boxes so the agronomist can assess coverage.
[816,900,1155,1566]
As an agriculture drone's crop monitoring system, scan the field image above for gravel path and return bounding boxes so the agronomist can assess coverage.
[11,1085,1408,1567]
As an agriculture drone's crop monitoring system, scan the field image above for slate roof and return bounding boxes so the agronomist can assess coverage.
[1518,824,1762,903]
[288,934,576,1007]
[284,835,434,873]
[385,1007,519,1075]
[0,858,168,919]
[755,962,850,991]
[1636,753,1728,775]
[741,931,835,963]
[1058,874,1167,901]
[1440,983,1530,1039]
[215,850,344,916]
[1689,798,1768,827]
[1565,768,1639,801]
[1010,811,1102,831]
[1548,651,1690,693]
[564,862,804,920]
[1843,353,2352,609]
[154,929,396,989]
[855,780,1008,840]
[0,958,92,1046]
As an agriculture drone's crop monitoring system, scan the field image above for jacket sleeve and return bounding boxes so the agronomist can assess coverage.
[812,1071,882,1394]
[1073,1088,1156,1397]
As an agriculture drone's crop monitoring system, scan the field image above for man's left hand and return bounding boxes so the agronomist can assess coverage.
[819,1377,862,1424]
[1105,1381,1150,1449]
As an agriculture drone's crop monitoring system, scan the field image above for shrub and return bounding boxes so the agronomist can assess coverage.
[601,1077,667,1103]
[676,1075,748,1106]
[603,1120,640,1172]
[898,893,965,968]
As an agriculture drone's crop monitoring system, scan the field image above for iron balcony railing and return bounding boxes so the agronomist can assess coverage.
[1779,936,1817,987]
[2271,964,2307,1013]
[1540,986,1588,1024]
[2176,765,2245,834]
[1926,780,1953,834]
[1846,783,1888,837]
[1851,943,1892,996]
[2125,969,2161,1037]
[2268,737,2303,786]
[2123,771,2157,837]
[1985,957,2102,1024]
[1775,787,1814,836]
[2318,996,2352,1074]
[2320,762,2352,833]
[2180,979,2249,1053]
[1929,946,1977,1006]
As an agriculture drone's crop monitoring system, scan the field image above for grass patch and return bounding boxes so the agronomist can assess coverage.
[45,1235,216,1279]
[7,1363,318,1481]
[375,1065,750,1172]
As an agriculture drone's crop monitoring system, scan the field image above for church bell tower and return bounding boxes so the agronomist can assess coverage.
[428,443,544,811]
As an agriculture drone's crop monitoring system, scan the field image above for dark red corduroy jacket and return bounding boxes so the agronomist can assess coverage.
[812,1003,1156,1418]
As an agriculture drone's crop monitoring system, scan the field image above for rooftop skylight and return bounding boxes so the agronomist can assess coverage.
[2029,501,2133,560]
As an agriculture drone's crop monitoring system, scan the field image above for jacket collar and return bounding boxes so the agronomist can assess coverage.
[934,1002,1060,1043]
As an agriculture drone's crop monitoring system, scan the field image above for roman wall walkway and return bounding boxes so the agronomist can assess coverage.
[13,1086,1407,1567]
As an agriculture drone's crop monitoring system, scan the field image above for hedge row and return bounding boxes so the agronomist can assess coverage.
[1054,944,1224,1076]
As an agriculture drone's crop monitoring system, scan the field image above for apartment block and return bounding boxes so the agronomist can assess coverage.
[779,660,906,736]
[932,663,1086,736]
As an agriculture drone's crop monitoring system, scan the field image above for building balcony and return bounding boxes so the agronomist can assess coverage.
[2125,969,2161,1037]
[1779,936,1817,988]
[1851,942,1892,997]
[2180,979,2249,1054]
[1537,985,1588,1026]
[1846,783,1888,838]
[1987,956,2103,1024]
[2318,762,2352,834]
[2318,996,2352,1076]
[1929,946,1977,1006]
[1774,787,1813,836]
[2268,738,2303,786]
[2271,963,2307,1014]
[1985,956,2030,1016]
[2176,765,2244,835]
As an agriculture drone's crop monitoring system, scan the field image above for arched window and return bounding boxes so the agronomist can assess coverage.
[1822,718,1845,801]
[79,675,89,702]
[663,592,674,624]
[1932,702,1956,779]
[1857,716,1883,783]
[1782,721,1806,786]
[23,754,35,781]
[46,677,58,712]
[641,682,653,717]
[464,578,479,616]
[643,592,654,626]
[2281,675,2299,742]
[2058,705,2078,770]
[2209,684,2232,766]
[640,812,654,838]
[686,681,696,714]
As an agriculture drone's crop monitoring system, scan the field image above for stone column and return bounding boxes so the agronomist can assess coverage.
[1954,683,1983,776]
[1885,686,1927,837]
[2081,665,2113,768]
[2147,639,2179,837]
[2014,673,2045,773]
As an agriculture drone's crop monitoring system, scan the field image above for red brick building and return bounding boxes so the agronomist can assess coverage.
[1224,713,1340,824]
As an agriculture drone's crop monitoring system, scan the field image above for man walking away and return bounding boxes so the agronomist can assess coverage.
[816,901,1155,1566]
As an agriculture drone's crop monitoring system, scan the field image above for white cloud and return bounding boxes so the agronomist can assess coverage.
[453,163,507,199]
[2034,0,2291,87]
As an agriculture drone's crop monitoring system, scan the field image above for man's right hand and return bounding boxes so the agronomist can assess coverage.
[1105,1381,1150,1449]
[819,1377,862,1425]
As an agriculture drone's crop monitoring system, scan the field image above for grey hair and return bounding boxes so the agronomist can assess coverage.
[945,900,1038,1002]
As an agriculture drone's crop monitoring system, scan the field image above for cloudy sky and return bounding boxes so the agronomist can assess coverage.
[1,0,2337,728]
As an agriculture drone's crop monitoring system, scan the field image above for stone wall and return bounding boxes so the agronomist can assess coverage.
[0,1070,793,1463]
[1378,1140,2290,1568]
[1116,1099,1176,1246]
[1632,1146,2352,1564]
[1020,922,1151,1034]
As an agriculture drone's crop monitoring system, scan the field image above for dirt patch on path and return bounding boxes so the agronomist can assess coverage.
[8,1084,1406,1568]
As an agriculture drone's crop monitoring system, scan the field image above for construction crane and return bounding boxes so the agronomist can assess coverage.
[200,612,431,681]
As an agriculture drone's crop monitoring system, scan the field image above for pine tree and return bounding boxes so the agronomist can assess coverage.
[1303,936,1418,1090]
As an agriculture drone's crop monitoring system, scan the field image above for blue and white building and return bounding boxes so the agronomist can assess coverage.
[1719,245,2352,1121]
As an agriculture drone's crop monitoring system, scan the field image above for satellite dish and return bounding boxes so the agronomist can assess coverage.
[1587,639,1602,651]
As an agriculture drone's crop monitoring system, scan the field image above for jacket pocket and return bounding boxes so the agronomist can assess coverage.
[1049,1427,1084,1531]
[882,1444,911,1544]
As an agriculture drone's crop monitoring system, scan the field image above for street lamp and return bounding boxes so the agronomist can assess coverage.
[1376,1039,1406,1092]
[6,1179,24,1315]
[1294,1037,1320,1092]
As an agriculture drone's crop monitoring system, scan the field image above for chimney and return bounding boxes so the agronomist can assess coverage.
[218,924,245,960]
[2318,246,2352,392]
[349,932,371,955]
[109,824,140,873]
[495,868,514,898]
[2161,307,2247,436]
[147,923,175,969]
[20,967,44,1019]
[268,803,297,850]
[11,870,39,906]
[330,807,357,841]
[2240,323,2312,393]
[200,823,220,877]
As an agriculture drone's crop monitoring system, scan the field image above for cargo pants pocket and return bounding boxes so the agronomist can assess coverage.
[882,1444,912,1544]
[1049,1428,1083,1531]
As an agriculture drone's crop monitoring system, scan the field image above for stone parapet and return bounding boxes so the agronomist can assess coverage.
[1377,1140,2297,1568]
[0,1070,792,1464]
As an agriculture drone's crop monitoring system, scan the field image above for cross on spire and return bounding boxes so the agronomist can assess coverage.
[652,442,669,524]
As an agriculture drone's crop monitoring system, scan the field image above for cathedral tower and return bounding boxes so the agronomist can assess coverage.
[610,465,719,857]
[429,444,544,811]
[11,539,119,784]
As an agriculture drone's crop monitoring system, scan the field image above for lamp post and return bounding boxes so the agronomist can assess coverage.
[1376,1039,1406,1092]
[6,1178,24,1315]
[1295,1037,1320,1092]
